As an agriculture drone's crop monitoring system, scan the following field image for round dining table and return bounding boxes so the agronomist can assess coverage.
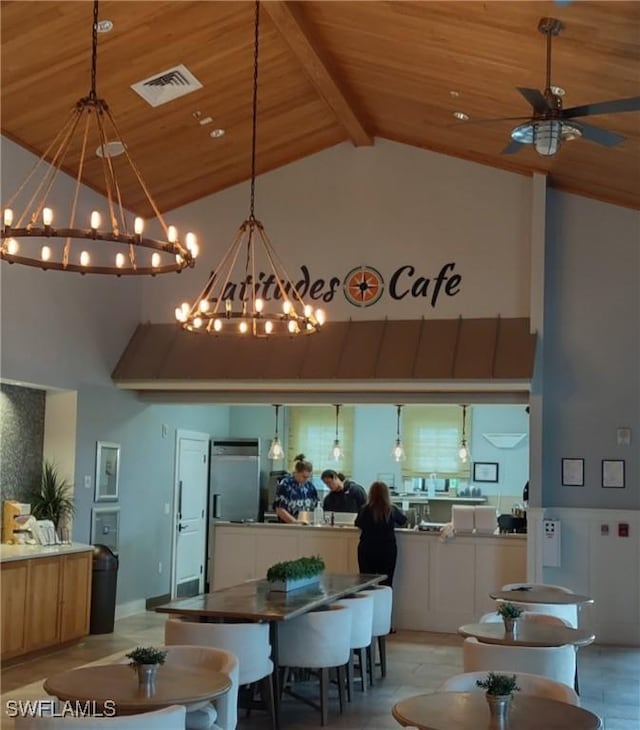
[458,622,595,647]
[489,588,594,605]
[392,691,602,729]
[44,664,231,714]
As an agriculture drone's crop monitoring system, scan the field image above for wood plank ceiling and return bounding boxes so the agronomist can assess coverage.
[1,1,639,214]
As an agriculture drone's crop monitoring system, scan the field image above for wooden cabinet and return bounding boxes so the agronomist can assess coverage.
[59,552,92,642]
[25,557,62,651]
[1,560,28,659]
[0,549,93,661]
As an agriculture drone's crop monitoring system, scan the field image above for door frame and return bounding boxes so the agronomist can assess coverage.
[170,429,209,599]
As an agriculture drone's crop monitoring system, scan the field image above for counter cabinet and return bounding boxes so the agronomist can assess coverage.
[210,523,526,633]
[0,549,92,661]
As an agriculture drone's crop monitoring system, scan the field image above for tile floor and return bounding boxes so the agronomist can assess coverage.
[1,612,638,729]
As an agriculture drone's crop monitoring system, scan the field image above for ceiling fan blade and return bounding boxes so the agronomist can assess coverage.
[574,121,626,147]
[517,87,550,114]
[562,96,640,119]
[460,116,532,125]
[501,140,526,155]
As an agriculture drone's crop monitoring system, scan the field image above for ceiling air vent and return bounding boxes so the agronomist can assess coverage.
[131,64,203,107]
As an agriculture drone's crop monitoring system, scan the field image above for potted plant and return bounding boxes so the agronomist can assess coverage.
[476,672,520,723]
[30,461,74,541]
[266,555,325,592]
[126,646,167,689]
[496,601,523,634]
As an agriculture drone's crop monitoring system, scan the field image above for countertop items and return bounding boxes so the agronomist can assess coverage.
[0,542,93,563]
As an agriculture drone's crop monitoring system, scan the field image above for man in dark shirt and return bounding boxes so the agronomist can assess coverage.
[321,470,367,513]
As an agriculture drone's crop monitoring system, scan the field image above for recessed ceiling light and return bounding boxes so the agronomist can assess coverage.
[449,90,460,98]
[453,111,470,121]
[550,85,565,96]
[96,140,126,158]
[210,129,225,138]
[199,116,214,126]
[97,20,113,33]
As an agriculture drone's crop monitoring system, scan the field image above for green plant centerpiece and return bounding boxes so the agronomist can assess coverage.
[477,672,520,723]
[266,555,325,592]
[30,461,74,540]
[496,601,524,634]
[126,646,167,692]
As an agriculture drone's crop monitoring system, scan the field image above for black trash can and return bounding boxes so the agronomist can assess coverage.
[90,544,119,634]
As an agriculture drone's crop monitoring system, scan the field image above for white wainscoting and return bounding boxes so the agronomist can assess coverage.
[528,507,640,646]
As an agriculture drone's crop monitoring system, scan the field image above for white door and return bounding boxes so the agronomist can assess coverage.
[171,430,209,599]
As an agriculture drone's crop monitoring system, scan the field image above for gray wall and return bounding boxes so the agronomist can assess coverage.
[543,190,639,509]
[0,384,45,502]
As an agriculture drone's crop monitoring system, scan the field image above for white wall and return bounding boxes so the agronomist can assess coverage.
[141,139,533,323]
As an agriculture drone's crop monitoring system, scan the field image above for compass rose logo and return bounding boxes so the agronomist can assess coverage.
[343,265,384,307]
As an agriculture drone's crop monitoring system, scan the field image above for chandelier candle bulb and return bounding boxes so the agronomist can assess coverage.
[134,217,144,236]
[214,319,222,332]
[255,298,264,313]
[3,209,13,227]
[167,226,177,244]
[115,253,125,268]
[199,299,209,312]
[151,252,160,268]
[43,208,53,227]
[80,251,90,267]
[239,321,248,334]
[7,239,19,255]
[41,245,51,261]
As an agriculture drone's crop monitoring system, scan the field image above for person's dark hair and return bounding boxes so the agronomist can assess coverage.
[320,469,345,481]
[367,481,391,522]
[293,454,313,474]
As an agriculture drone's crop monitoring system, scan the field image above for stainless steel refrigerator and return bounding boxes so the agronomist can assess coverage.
[209,438,261,522]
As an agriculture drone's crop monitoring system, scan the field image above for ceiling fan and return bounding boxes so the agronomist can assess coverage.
[486,17,640,157]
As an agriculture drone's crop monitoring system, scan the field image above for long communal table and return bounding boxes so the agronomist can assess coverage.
[155,573,387,727]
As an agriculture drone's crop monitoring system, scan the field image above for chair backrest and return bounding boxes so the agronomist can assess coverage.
[335,593,374,649]
[278,604,352,669]
[165,617,272,685]
[462,637,576,688]
[437,671,579,706]
[14,705,186,729]
[479,611,502,623]
[359,585,393,636]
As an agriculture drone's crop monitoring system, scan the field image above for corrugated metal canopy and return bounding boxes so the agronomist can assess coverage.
[112,318,536,403]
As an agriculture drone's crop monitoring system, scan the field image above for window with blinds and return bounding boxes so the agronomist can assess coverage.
[402,405,471,478]
[286,406,354,476]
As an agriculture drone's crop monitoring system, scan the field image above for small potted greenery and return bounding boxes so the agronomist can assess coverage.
[266,555,325,592]
[126,646,167,689]
[31,461,74,541]
[476,672,520,722]
[496,601,524,634]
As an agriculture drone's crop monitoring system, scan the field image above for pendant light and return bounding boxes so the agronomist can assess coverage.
[392,404,406,462]
[459,404,471,464]
[174,0,325,337]
[1,0,198,275]
[267,404,284,460]
[329,404,344,462]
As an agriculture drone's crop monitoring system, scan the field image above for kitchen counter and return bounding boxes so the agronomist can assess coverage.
[0,542,93,563]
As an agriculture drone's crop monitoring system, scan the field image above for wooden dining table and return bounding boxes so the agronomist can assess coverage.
[44,664,231,715]
[155,572,386,728]
[392,691,602,729]
[458,622,595,647]
[489,588,594,606]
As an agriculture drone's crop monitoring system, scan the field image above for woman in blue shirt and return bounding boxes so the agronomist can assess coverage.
[273,454,319,523]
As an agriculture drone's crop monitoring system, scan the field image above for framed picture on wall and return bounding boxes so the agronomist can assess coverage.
[473,462,499,483]
[95,441,120,501]
[561,458,584,487]
[602,459,625,488]
[91,506,120,552]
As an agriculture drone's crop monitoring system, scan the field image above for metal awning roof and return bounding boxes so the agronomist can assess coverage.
[112,317,536,403]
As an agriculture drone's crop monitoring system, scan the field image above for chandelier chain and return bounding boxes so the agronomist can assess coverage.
[90,0,99,100]
[249,0,260,221]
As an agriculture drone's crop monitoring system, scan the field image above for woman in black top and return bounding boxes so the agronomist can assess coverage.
[355,481,407,588]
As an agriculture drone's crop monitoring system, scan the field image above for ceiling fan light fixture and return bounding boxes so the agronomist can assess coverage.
[533,119,562,156]
[453,111,470,121]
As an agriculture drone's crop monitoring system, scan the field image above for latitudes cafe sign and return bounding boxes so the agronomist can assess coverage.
[208,261,462,310]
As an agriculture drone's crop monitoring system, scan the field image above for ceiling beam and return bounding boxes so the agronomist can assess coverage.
[263,1,373,147]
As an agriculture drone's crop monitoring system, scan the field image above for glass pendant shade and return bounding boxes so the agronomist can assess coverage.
[329,404,344,462]
[533,119,561,156]
[268,404,284,460]
[392,405,406,462]
[459,404,471,464]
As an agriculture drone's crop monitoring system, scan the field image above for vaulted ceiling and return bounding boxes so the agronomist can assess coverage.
[2,1,639,213]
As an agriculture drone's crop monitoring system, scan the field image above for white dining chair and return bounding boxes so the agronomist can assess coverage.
[165,617,275,730]
[438,670,580,705]
[277,604,351,726]
[462,637,576,688]
[335,592,374,696]
[359,585,393,679]
[14,705,186,729]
